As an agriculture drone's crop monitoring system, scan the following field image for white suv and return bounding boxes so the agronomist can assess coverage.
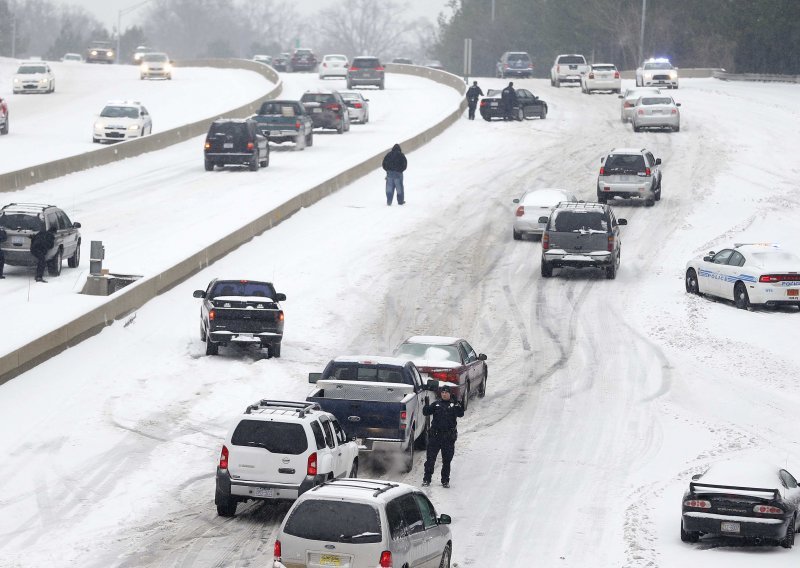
[274,479,453,568]
[92,100,152,143]
[215,400,359,517]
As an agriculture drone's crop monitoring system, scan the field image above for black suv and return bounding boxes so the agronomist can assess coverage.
[347,56,385,89]
[204,119,269,171]
[288,48,317,72]
[300,90,351,134]
[0,203,81,277]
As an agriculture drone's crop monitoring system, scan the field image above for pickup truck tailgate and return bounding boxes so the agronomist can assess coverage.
[211,296,282,333]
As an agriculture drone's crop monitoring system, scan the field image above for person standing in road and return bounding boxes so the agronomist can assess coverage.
[501,81,518,121]
[422,384,464,488]
[466,80,484,120]
[382,143,407,206]
[30,225,56,283]
[0,226,6,279]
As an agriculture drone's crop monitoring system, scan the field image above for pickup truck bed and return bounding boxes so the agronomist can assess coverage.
[250,100,313,150]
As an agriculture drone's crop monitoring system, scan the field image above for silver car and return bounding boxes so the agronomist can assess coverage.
[339,91,370,123]
[618,87,661,122]
[274,479,453,568]
[513,188,577,240]
[632,95,681,132]
[139,52,172,80]
[596,147,662,206]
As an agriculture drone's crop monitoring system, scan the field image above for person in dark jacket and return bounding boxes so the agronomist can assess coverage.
[422,384,464,488]
[30,225,56,282]
[0,227,6,279]
[500,81,518,121]
[382,143,407,206]
[466,80,484,120]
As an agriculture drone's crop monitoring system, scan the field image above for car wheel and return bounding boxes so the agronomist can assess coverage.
[673,125,681,132]
[438,544,452,568]
[216,494,237,517]
[249,151,259,171]
[205,340,219,356]
[346,81,352,89]
[734,282,751,310]
[204,160,214,171]
[200,323,206,342]
[349,459,358,478]
[633,123,641,132]
[555,79,560,88]
[685,269,700,294]
[461,384,470,413]
[67,241,80,268]
[140,75,144,80]
[605,255,618,279]
[270,342,281,358]
[680,520,700,543]
[1,119,8,135]
[540,107,547,119]
[478,370,487,398]
[781,517,796,548]
[379,81,385,90]
[483,115,491,122]
[260,152,269,167]
[645,198,655,207]
[414,418,429,450]
[541,259,553,278]
[550,77,555,86]
[306,132,313,147]
[516,108,524,121]
[401,438,414,473]
[336,121,344,134]
[47,248,63,277]
[294,132,306,151]
[513,228,522,240]
[597,194,608,204]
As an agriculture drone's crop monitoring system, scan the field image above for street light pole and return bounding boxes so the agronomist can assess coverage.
[638,0,647,64]
[491,0,496,21]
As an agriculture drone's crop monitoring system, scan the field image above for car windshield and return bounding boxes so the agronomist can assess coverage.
[301,93,336,103]
[644,61,672,70]
[100,106,139,119]
[353,58,380,68]
[283,500,382,543]
[210,281,276,298]
[231,420,308,454]
[328,364,411,385]
[593,65,616,71]
[395,343,461,363]
[553,211,608,233]
[558,56,585,64]
[639,97,673,105]
[143,53,168,62]
[18,66,46,74]
[604,154,646,173]
[0,213,44,231]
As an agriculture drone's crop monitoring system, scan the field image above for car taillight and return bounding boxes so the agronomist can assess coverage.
[209,309,215,321]
[480,100,487,106]
[278,311,284,321]
[379,551,392,568]
[400,410,408,430]
[325,103,341,111]
[353,102,362,108]
[608,236,615,252]
[614,71,620,79]
[542,233,549,250]
[638,109,644,115]
[204,141,211,149]
[430,370,457,384]
[599,167,605,176]
[323,62,327,67]
[588,73,594,79]
[349,67,360,71]
[754,505,784,514]
[645,167,651,176]
[246,142,254,150]
[274,539,281,559]
[759,274,799,282]
[307,452,318,476]
[515,205,524,217]
[219,445,229,469]
[295,121,301,129]
[671,108,678,114]
[556,65,561,72]
[684,499,711,509]
[376,66,385,71]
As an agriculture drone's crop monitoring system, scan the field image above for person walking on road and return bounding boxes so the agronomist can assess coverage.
[0,227,6,279]
[382,143,407,206]
[422,384,464,488]
[466,80,484,120]
[501,81,518,121]
[30,225,56,283]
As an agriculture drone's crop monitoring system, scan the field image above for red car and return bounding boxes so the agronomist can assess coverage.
[0,97,8,135]
[393,335,488,411]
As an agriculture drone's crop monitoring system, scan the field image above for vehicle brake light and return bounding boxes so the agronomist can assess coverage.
[295,121,301,129]
[754,505,783,514]
[278,311,284,321]
[324,103,341,111]
[274,539,281,559]
[684,499,711,509]
[204,141,211,149]
[542,233,549,250]
[400,410,408,430]
[430,370,458,384]
[607,236,615,252]
[349,67,360,71]
[353,102,362,108]
[599,167,605,176]
[614,71,620,79]
[588,73,594,79]
[515,205,524,217]
[671,108,678,114]
[557,65,561,72]
[645,167,651,176]
[379,551,392,567]
[246,142,254,150]
[307,452,318,476]
[209,309,215,321]
[219,445,229,469]
[376,66,385,71]
[759,274,799,282]
[322,62,327,67]
[638,109,644,115]
[480,100,487,107]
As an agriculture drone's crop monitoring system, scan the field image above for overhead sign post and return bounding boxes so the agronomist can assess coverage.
[463,38,473,83]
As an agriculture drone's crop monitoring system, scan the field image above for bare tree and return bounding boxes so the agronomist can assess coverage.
[317,0,417,58]
[243,0,301,53]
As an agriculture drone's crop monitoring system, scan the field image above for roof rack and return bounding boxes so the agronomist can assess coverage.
[244,399,321,418]
[554,201,605,210]
[4,202,53,209]
[312,478,400,497]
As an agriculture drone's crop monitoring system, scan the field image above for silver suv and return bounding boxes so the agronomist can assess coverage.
[274,479,453,568]
[346,56,385,89]
[215,400,359,517]
[0,203,81,277]
[597,147,662,206]
[539,202,627,279]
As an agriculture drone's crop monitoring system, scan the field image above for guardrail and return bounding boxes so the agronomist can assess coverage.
[618,68,722,80]
[0,59,282,194]
[0,66,467,384]
[712,70,800,83]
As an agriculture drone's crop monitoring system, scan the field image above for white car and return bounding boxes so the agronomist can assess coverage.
[253,54,273,66]
[636,57,679,88]
[61,53,84,63]
[618,87,661,122]
[12,62,55,94]
[550,53,589,87]
[685,243,800,310]
[513,188,578,240]
[214,400,359,517]
[92,100,153,143]
[139,52,172,80]
[273,479,453,568]
[632,95,681,132]
[339,91,369,123]
[319,54,349,79]
[581,63,621,94]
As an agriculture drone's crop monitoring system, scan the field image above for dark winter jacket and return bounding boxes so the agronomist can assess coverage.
[423,398,464,436]
[466,85,484,102]
[30,229,55,259]
[0,228,6,243]
[382,144,407,173]
[501,85,518,108]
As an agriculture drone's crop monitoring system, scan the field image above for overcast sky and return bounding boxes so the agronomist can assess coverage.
[54,0,452,31]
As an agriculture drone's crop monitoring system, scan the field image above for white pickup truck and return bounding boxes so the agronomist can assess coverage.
[550,54,590,87]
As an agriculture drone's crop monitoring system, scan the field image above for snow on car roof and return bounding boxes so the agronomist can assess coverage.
[333,355,410,366]
[699,460,782,492]
[609,147,648,155]
[407,358,460,369]
[521,188,575,206]
[405,335,461,345]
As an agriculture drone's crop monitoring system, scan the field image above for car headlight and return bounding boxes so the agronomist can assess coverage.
[108,51,114,57]
[94,122,105,130]
[669,70,677,78]
[91,50,98,56]
[140,63,148,71]
[164,63,172,71]
[128,124,139,130]
[13,78,20,84]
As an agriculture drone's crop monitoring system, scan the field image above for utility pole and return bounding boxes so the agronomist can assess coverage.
[638,0,647,64]
[491,0,496,21]
[11,16,16,58]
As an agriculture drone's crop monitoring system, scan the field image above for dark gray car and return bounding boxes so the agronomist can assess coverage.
[346,56,385,89]
[300,90,351,133]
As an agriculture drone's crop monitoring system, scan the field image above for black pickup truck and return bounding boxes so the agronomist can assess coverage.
[250,100,314,150]
[193,279,286,357]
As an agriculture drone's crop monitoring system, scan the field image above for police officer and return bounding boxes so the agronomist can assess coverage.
[422,384,464,488]
[466,80,484,120]
[500,81,518,121]
[30,225,56,283]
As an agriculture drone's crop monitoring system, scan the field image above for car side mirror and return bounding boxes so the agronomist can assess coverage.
[618,95,623,99]
[309,372,322,384]
[276,293,286,301]
[538,216,549,223]
[512,198,520,204]
[600,156,606,163]
[426,379,439,391]
[655,158,662,165]
[364,99,369,102]
[437,514,452,525]
[478,353,487,361]
[73,222,81,228]
[676,103,681,107]
[691,474,701,481]
[703,256,712,262]
[618,219,628,225]
[192,290,205,298]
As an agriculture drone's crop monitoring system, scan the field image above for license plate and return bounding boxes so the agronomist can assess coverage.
[313,108,322,113]
[363,73,372,77]
[788,289,799,297]
[12,236,24,245]
[320,555,342,566]
[721,521,740,533]
[223,143,233,149]
[254,487,274,498]
[490,102,497,107]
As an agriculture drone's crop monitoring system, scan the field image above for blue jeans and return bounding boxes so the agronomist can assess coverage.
[385,171,404,205]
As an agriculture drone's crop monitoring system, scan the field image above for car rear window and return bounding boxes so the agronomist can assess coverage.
[231,420,308,454]
[558,55,585,64]
[552,211,608,232]
[353,58,381,68]
[639,97,673,105]
[395,343,460,363]
[0,213,44,231]
[604,154,646,173]
[259,102,298,116]
[328,364,410,385]
[507,54,531,63]
[284,500,382,543]
[208,122,250,143]
[592,65,616,71]
[301,93,337,104]
[326,55,347,61]
[210,281,276,298]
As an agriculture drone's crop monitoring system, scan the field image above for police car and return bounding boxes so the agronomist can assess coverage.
[685,243,800,309]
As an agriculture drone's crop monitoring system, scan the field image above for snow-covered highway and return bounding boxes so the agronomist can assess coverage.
[1,72,800,568]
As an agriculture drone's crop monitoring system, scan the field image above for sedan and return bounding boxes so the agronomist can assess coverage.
[319,54,349,79]
[393,336,488,412]
[618,87,661,122]
[685,243,800,310]
[339,91,369,123]
[0,96,8,135]
[12,62,55,94]
[632,95,680,132]
[513,188,577,240]
[480,88,548,121]
[581,63,621,94]
[681,459,800,547]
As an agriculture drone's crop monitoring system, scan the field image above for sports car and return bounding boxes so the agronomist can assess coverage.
[685,243,800,309]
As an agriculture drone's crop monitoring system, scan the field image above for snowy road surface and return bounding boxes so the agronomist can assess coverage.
[1,76,800,568]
